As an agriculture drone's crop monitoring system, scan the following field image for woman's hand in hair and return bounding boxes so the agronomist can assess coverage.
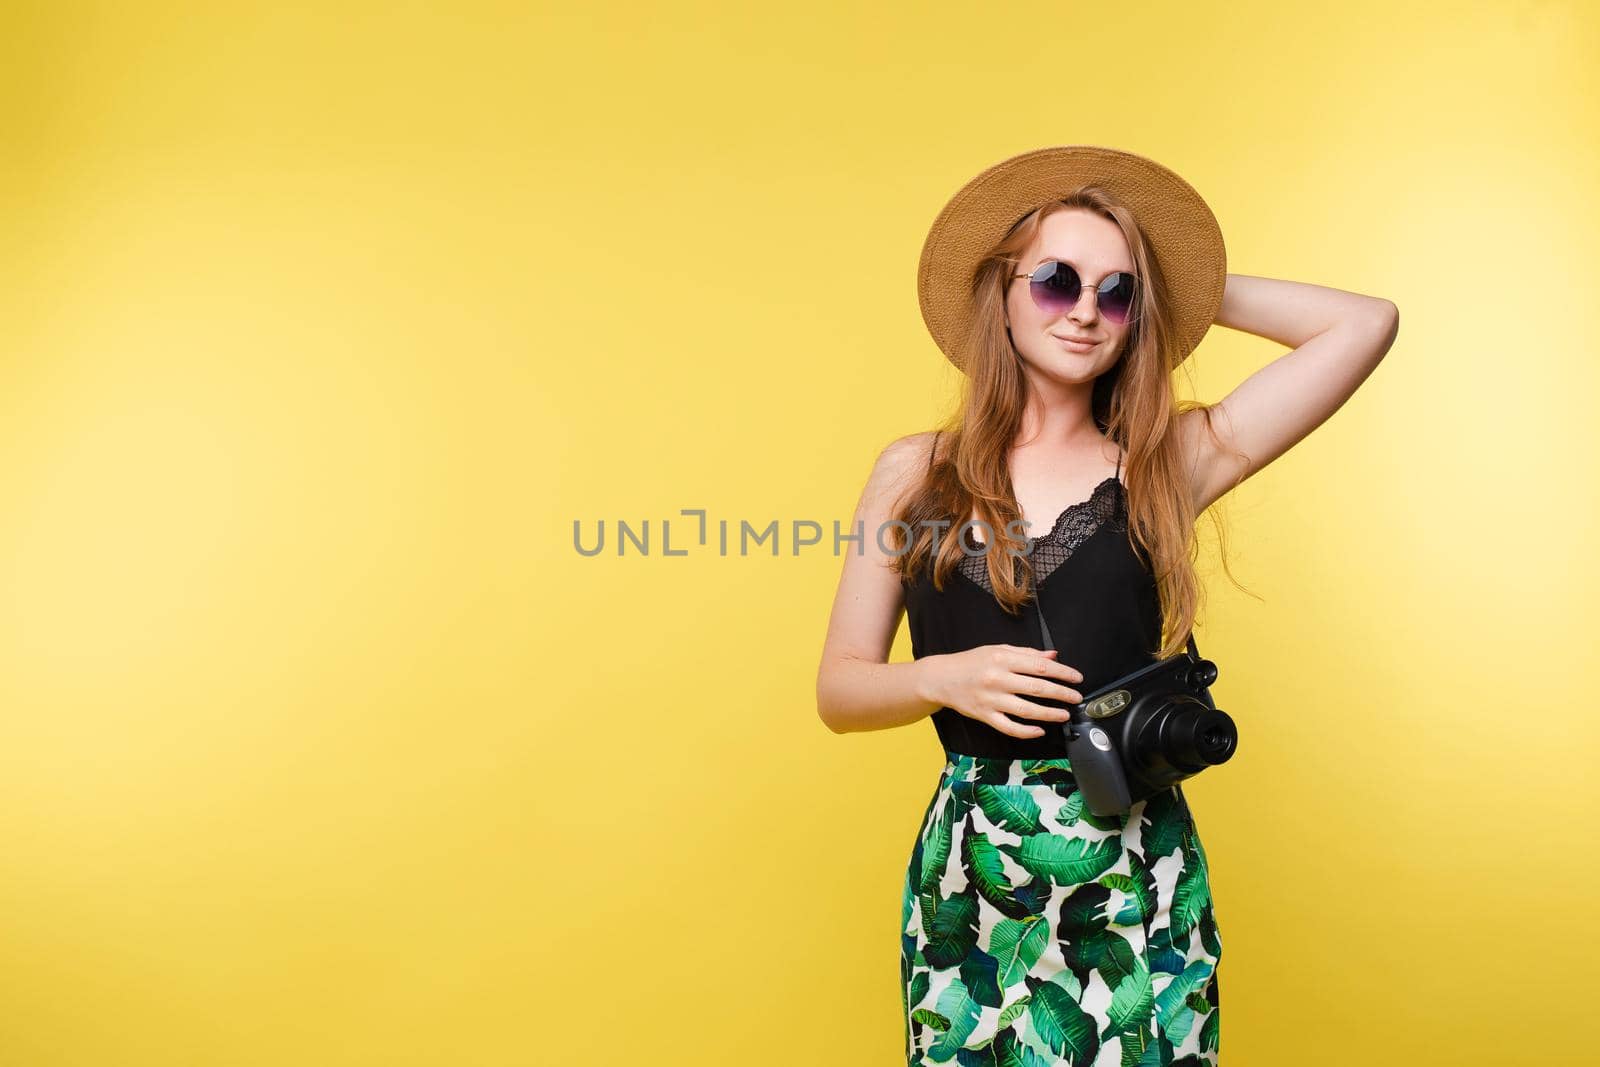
[915,646,1084,739]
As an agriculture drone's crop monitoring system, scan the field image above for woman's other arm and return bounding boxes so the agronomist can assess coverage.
[816,432,941,734]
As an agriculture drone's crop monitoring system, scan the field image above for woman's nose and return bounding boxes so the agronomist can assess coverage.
[1068,287,1098,323]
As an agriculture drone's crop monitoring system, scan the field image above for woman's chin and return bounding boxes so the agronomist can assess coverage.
[1022,354,1101,383]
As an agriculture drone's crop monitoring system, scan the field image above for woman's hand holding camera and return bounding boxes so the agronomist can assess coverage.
[916,645,1084,739]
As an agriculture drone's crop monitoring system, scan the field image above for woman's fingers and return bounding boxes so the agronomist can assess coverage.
[984,710,1047,739]
[1003,694,1075,723]
[955,645,1088,737]
[1008,647,1084,684]
[1013,673,1083,707]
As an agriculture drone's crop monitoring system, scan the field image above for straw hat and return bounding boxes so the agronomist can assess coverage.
[917,145,1226,372]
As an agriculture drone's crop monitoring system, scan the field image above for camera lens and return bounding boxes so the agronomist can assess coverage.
[1126,700,1237,775]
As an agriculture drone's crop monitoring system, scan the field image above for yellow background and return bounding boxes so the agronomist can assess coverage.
[2,3,1595,1064]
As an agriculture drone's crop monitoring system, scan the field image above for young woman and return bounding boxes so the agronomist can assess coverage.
[815,146,1398,1065]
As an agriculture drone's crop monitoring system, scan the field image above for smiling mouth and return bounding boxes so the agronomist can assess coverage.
[1053,335,1097,346]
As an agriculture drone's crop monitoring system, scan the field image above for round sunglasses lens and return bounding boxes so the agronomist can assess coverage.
[1029,261,1081,313]
[1099,273,1137,324]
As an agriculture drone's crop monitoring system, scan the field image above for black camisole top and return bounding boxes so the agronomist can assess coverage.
[902,431,1163,758]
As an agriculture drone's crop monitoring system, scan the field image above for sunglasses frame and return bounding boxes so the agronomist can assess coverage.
[1010,259,1142,326]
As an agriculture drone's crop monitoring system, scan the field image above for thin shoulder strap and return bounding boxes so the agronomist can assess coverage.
[1114,445,1122,483]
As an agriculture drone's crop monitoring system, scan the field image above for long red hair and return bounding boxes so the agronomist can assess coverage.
[890,189,1254,660]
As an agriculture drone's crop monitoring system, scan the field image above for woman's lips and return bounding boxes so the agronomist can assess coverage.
[1053,335,1097,350]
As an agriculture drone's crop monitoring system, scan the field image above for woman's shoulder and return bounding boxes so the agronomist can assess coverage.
[856,431,942,513]
[890,428,943,460]
[871,429,942,477]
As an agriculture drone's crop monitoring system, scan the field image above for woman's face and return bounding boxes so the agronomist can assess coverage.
[1004,208,1136,383]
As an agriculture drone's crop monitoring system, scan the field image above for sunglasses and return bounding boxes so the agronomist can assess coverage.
[1011,260,1140,326]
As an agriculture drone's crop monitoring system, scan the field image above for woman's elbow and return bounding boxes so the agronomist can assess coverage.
[815,671,847,734]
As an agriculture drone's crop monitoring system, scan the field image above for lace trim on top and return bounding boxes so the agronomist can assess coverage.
[955,476,1124,593]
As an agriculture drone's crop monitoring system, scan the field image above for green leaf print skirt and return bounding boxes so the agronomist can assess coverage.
[900,752,1223,1066]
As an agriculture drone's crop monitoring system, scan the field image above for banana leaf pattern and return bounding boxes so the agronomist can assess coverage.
[900,753,1222,1065]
